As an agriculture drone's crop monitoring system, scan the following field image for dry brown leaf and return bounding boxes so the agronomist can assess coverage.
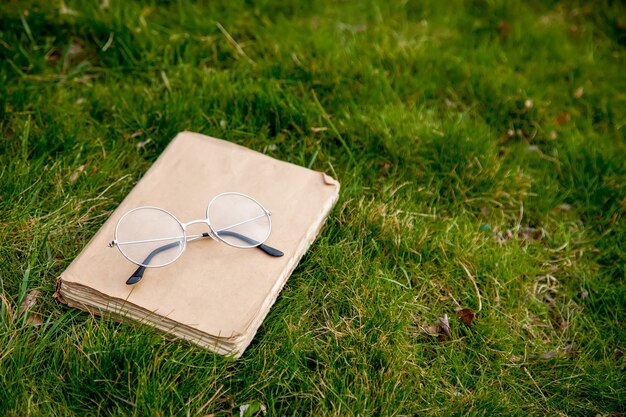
[63,43,84,71]
[422,313,456,342]
[497,21,511,38]
[423,324,439,336]
[19,289,41,313]
[45,48,61,65]
[437,314,451,341]
[60,3,78,16]
[527,344,575,362]
[136,138,152,149]
[518,227,542,241]
[456,308,475,326]
[555,112,571,125]
[69,164,85,183]
[555,203,572,212]
[513,344,575,363]
[18,289,44,326]
[573,87,584,98]
[26,312,43,326]
[444,98,457,108]
[74,74,99,84]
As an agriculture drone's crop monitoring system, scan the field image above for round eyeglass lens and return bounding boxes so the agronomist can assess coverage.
[115,207,185,267]
[207,193,271,248]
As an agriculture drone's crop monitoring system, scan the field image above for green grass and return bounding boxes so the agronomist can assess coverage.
[1,0,625,415]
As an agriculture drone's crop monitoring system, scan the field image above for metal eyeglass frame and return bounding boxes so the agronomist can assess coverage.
[109,192,283,285]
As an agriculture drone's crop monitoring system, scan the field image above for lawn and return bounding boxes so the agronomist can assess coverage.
[1,0,625,415]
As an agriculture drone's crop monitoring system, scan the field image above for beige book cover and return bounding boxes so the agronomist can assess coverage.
[57,131,340,357]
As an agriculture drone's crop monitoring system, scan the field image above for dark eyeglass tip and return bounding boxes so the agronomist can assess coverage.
[259,243,284,257]
[126,265,146,285]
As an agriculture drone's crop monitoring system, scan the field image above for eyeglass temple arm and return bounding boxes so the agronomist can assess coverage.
[126,240,181,285]
[215,231,284,256]
[126,231,284,285]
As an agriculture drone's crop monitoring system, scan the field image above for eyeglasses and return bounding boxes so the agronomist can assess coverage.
[109,192,283,285]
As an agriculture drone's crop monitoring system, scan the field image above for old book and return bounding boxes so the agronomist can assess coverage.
[57,131,340,357]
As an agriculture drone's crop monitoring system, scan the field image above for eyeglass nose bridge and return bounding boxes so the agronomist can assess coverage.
[180,218,211,229]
